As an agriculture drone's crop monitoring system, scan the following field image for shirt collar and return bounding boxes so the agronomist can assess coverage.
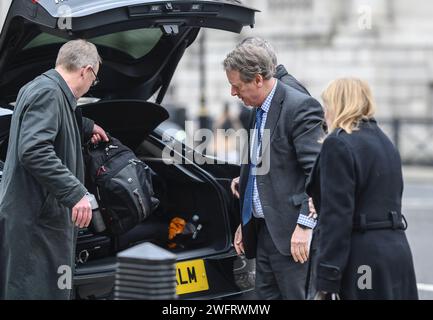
[259,78,278,113]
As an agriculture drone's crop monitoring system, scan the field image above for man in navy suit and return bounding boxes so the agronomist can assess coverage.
[225,39,324,299]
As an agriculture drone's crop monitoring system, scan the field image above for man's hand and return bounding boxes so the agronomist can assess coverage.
[234,224,245,255]
[290,224,312,263]
[72,195,92,228]
[91,123,109,144]
[231,176,240,199]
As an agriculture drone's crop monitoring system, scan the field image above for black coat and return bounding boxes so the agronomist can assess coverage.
[307,119,418,299]
[240,80,323,258]
[274,65,311,96]
[239,65,310,131]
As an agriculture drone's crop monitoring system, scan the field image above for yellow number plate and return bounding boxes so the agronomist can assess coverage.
[176,259,209,295]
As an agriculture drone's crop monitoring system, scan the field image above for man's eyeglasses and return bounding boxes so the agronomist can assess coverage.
[89,67,100,87]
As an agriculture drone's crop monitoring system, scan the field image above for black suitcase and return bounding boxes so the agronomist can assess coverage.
[76,228,112,264]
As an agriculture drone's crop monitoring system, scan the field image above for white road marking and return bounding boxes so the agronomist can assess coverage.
[417,283,433,292]
[403,199,433,210]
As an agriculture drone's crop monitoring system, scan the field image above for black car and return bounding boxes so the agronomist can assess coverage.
[0,0,258,299]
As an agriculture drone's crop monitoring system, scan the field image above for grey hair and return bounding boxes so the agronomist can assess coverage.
[56,39,102,71]
[239,37,278,67]
[223,39,276,83]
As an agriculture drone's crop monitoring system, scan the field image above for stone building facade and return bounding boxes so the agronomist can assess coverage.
[169,0,433,121]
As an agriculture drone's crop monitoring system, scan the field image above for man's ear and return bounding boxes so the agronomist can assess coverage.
[255,74,264,88]
[82,65,92,77]
[80,66,87,79]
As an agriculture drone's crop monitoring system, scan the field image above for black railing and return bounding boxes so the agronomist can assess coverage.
[378,118,433,166]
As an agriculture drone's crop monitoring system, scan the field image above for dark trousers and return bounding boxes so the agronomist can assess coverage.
[255,218,309,300]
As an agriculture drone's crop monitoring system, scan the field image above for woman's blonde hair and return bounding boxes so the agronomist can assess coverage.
[321,78,376,134]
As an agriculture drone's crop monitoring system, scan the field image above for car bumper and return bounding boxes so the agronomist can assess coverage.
[74,249,255,300]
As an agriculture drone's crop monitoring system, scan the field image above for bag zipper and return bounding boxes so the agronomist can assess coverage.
[133,188,147,220]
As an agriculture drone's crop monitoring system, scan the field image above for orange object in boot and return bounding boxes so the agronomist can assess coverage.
[168,217,186,240]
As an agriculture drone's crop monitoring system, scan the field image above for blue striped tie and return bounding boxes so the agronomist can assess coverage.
[242,108,264,225]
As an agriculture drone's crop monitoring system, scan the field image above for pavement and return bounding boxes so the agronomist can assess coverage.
[403,165,433,184]
[402,166,433,300]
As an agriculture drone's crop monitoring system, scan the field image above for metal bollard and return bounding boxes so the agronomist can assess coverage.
[114,242,177,300]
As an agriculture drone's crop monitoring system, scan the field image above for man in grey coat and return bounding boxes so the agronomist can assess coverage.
[0,39,108,299]
[226,40,324,299]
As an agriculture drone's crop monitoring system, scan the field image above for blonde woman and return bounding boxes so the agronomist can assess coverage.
[307,78,418,299]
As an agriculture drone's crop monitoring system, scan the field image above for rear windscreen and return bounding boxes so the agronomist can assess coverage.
[24,28,163,59]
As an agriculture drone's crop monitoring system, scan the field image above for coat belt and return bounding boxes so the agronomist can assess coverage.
[353,211,407,232]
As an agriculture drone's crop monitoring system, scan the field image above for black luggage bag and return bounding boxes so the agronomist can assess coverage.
[85,135,160,236]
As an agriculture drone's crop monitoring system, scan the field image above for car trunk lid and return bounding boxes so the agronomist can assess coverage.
[0,0,257,103]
